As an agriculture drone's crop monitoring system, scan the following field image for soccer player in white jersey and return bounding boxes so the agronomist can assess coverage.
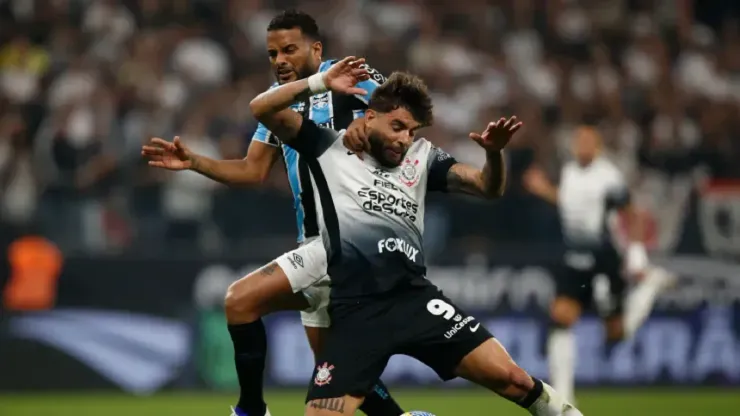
[247,57,584,416]
[524,126,674,403]
[141,10,404,416]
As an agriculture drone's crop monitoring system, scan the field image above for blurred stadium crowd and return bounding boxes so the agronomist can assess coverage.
[0,0,739,254]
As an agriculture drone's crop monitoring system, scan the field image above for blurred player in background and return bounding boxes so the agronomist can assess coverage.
[523,126,674,403]
[141,10,403,416]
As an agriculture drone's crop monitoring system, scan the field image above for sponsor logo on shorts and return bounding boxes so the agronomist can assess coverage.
[288,253,304,269]
[444,316,476,339]
[314,362,334,386]
[377,237,419,262]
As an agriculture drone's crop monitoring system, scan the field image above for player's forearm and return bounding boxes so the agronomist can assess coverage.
[249,79,312,143]
[538,186,559,205]
[190,155,266,186]
[625,203,645,243]
[250,78,311,118]
[446,151,505,199]
[480,150,506,198]
[625,202,649,273]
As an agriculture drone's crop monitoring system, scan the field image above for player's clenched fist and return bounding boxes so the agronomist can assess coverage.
[469,116,523,152]
[141,136,193,170]
[321,56,371,96]
[343,117,369,159]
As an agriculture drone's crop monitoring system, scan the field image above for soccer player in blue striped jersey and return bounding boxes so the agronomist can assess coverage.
[142,10,403,416]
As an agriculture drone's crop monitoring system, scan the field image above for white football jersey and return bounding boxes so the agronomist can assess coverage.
[558,157,629,248]
[292,118,457,301]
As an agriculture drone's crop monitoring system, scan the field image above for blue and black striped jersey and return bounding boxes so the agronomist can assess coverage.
[251,60,386,243]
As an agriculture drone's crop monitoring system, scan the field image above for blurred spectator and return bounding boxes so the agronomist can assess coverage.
[0,0,737,255]
[161,113,220,246]
[0,35,48,105]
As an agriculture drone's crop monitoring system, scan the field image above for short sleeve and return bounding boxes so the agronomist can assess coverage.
[605,174,630,209]
[292,116,340,157]
[251,122,280,147]
[353,63,387,104]
[426,146,458,192]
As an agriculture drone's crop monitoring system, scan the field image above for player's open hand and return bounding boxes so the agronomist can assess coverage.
[141,136,193,170]
[343,117,369,159]
[469,116,523,152]
[323,56,370,96]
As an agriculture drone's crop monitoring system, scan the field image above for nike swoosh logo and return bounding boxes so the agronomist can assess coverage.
[469,323,480,333]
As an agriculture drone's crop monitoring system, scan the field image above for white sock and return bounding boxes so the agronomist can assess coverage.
[623,268,670,338]
[547,328,575,404]
[528,382,583,416]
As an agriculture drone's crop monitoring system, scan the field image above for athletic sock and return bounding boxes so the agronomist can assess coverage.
[547,326,575,404]
[623,268,666,338]
[229,320,268,416]
[525,380,583,416]
[359,380,404,416]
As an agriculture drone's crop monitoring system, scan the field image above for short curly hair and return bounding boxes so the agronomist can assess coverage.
[267,10,320,41]
[369,72,434,127]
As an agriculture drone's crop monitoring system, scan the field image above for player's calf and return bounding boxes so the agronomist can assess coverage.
[225,261,311,416]
[456,338,582,415]
[547,296,581,404]
[306,396,364,416]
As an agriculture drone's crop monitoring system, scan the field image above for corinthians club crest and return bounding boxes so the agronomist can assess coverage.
[314,362,334,386]
[399,158,420,186]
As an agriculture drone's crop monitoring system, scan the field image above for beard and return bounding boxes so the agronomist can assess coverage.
[367,131,406,168]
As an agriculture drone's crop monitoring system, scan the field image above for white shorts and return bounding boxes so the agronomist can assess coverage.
[274,237,331,328]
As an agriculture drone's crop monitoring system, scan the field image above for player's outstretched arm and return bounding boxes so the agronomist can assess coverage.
[446,151,507,198]
[250,56,370,147]
[522,166,559,205]
[445,117,523,198]
[142,136,279,186]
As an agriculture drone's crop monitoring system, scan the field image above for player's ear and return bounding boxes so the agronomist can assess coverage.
[365,109,377,122]
[311,40,322,59]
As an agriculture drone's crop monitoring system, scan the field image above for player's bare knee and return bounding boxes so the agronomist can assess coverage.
[550,297,581,327]
[224,276,262,323]
[605,317,625,341]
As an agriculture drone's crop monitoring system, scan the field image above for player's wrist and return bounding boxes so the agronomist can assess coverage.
[188,154,200,171]
[308,73,328,94]
[627,242,648,272]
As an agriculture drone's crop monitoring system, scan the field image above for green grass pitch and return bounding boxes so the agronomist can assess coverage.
[1,389,738,415]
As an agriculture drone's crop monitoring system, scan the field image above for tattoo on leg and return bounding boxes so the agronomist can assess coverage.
[260,263,279,276]
[308,398,346,413]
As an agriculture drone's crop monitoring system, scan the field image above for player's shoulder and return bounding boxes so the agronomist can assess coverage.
[318,60,338,72]
[593,157,623,180]
[408,137,434,156]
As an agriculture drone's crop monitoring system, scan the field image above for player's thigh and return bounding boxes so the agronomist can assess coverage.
[224,240,327,319]
[305,313,392,404]
[600,249,627,339]
[601,248,627,315]
[304,325,328,356]
[551,253,592,326]
[305,395,364,416]
[301,276,331,355]
[454,338,533,392]
[224,262,308,322]
[400,289,493,381]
